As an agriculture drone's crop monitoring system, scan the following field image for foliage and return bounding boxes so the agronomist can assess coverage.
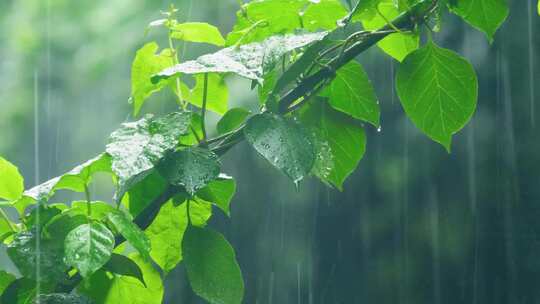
[0,0,512,303]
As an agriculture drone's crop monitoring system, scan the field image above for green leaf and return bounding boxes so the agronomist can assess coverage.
[300,99,367,190]
[320,61,380,127]
[217,108,251,135]
[196,174,236,216]
[361,2,419,61]
[179,113,204,146]
[302,0,348,31]
[182,226,244,304]
[0,157,23,201]
[120,170,167,217]
[244,113,315,184]
[448,0,508,40]
[226,0,306,45]
[0,271,15,296]
[257,69,278,105]
[107,210,151,260]
[69,201,116,221]
[64,222,115,278]
[396,41,478,151]
[7,230,69,282]
[130,42,175,116]
[153,32,328,84]
[33,293,92,304]
[170,22,225,46]
[350,0,383,20]
[103,253,146,287]
[145,198,211,274]
[190,73,229,115]
[1,278,53,304]
[24,204,62,229]
[10,154,111,215]
[106,111,191,188]
[78,253,164,304]
[157,148,221,195]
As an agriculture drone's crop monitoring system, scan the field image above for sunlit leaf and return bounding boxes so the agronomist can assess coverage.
[320,61,380,127]
[0,157,23,201]
[302,0,348,31]
[196,174,236,216]
[183,226,244,304]
[64,222,115,278]
[130,42,175,116]
[103,253,146,287]
[0,270,16,296]
[396,41,478,151]
[145,198,211,274]
[190,73,229,115]
[107,210,151,260]
[170,22,225,46]
[78,253,164,304]
[244,113,315,184]
[301,99,367,189]
[361,1,419,61]
[153,32,328,84]
[157,148,221,195]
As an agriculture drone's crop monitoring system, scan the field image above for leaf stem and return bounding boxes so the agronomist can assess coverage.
[168,30,186,110]
[84,184,92,217]
[186,199,192,226]
[200,73,209,143]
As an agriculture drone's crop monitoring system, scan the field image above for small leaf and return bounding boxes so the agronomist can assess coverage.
[300,99,366,190]
[0,157,23,201]
[396,41,478,151]
[103,253,146,287]
[448,0,508,40]
[157,148,221,195]
[170,22,225,46]
[153,32,328,84]
[196,174,236,216]
[68,201,116,221]
[320,61,380,127]
[7,230,69,282]
[190,73,229,115]
[179,113,204,146]
[120,170,168,217]
[107,210,151,260]
[361,2,419,61]
[217,108,251,135]
[145,198,211,274]
[226,0,307,45]
[244,113,315,184]
[302,0,348,31]
[106,111,191,188]
[64,222,115,278]
[131,42,175,116]
[182,226,244,304]
[0,270,15,296]
[78,253,164,304]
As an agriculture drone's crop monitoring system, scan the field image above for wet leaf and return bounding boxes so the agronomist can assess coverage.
[7,230,69,282]
[0,270,15,296]
[217,108,251,135]
[170,22,225,46]
[120,170,168,217]
[244,113,315,184]
[78,254,164,304]
[182,226,244,304]
[64,222,115,278]
[396,41,478,151]
[448,0,508,40]
[302,0,348,31]
[156,148,221,195]
[320,61,380,127]
[145,198,211,274]
[1,278,54,304]
[107,210,151,260]
[106,111,191,189]
[33,293,93,304]
[300,99,366,190]
[0,157,23,201]
[153,32,327,84]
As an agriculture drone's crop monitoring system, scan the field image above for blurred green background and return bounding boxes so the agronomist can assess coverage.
[0,0,539,303]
